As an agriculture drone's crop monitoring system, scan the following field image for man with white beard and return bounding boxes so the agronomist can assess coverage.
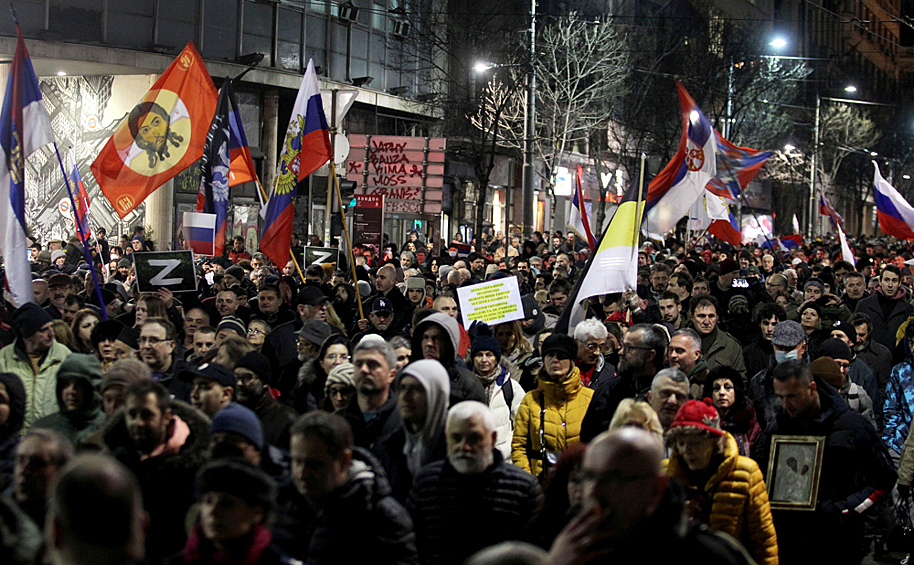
[407,401,542,565]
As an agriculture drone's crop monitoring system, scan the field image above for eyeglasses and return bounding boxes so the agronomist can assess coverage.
[583,342,605,351]
[325,353,350,362]
[139,336,170,346]
[247,328,265,336]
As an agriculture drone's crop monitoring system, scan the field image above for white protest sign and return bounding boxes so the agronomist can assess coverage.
[457,277,524,328]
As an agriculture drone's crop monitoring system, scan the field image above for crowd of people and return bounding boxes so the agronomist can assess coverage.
[0,224,911,565]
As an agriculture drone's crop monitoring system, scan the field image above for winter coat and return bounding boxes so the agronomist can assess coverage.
[855,339,892,407]
[250,394,298,450]
[339,392,403,451]
[408,449,542,565]
[31,356,107,446]
[742,339,773,381]
[0,373,25,492]
[511,366,593,477]
[307,448,418,565]
[687,358,711,400]
[172,523,296,565]
[752,378,897,564]
[882,355,914,454]
[846,360,880,427]
[667,432,778,565]
[97,400,211,561]
[721,403,762,457]
[855,289,914,351]
[579,368,651,443]
[410,312,486,406]
[897,418,914,487]
[701,327,747,383]
[476,362,524,459]
[0,340,71,430]
[840,379,876,429]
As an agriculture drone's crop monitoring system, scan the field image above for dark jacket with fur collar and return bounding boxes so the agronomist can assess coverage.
[96,400,211,561]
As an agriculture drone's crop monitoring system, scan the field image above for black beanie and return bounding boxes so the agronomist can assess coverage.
[541,333,578,361]
[13,303,53,339]
[470,324,502,362]
[195,459,276,512]
[817,338,852,361]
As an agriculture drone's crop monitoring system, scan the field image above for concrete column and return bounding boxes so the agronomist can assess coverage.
[262,89,279,194]
[144,179,174,250]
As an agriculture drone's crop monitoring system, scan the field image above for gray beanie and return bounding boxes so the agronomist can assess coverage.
[324,363,355,397]
[772,320,806,348]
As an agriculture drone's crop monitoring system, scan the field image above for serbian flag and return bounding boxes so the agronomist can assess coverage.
[874,161,914,240]
[260,59,331,268]
[706,132,771,200]
[569,166,596,250]
[690,190,741,246]
[196,81,255,256]
[557,171,649,334]
[643,83,716,238]
[819,189,844,228]
[781,234,802,249]
[182,211,216,256]
[0,24,54,306]
[69,160,92,240]
[92,43,217,218]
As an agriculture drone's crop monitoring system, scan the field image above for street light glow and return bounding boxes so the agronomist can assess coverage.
[784,144,796,152]
[56,71,66,76]
[769,37,787,49]
[689,110,700,124]
[473,61,493,73]
[845,85,857,93]
[905,175,912,180]
[870,151,878,156]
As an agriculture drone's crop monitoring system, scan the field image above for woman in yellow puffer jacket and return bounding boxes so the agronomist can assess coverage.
[511,333,593,478]
[665,398,779,565]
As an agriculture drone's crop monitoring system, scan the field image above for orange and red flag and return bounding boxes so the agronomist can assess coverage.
[91,43,217,218]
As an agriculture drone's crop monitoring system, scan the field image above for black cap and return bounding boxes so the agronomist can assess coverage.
[178,362,237,388]
[234,351,271,380]
[296,285,329,307]
[371,296,393,313]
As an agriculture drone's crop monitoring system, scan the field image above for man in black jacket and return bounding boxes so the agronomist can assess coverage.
[340,335,403,450]
[234,351,299,449]
[410,312,485,407]
[752,360,896,565]
[408,401,541,565]
[285,411,418,565]
[854,264,913,351]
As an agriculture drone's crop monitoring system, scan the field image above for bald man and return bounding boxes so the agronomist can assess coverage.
[548,428,753,564]
[45,454,148,565]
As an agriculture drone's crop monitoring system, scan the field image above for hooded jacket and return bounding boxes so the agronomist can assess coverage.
[410,312,486,407]
[0,339,71,429]
[511,366,593,477]
[752,378,897,563]
[307,448,418,565]
[374,360,451,504]
[31,354,106,445]
[666,432,778,565]
[475,361,524,459]
[97,400,211,561]
[0,372,25,492]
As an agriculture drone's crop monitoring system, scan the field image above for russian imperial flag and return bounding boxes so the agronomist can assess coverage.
[706,132,771,200]
[0,24,54,306]
[643,83,717,238]
[182,212,217,256]
[874,161,914,240]
[260,59,331,268]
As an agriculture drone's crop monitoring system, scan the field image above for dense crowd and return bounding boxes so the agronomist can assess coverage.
[0,225,910,565]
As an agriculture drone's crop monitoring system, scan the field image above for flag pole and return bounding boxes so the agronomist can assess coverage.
[328,161,365,321]
[52,144,108,319]
[632,154,646,258]
[252,177,308,283]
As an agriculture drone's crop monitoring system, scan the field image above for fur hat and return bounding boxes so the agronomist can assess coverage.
[669,398,724,437]
[540,333,578,361]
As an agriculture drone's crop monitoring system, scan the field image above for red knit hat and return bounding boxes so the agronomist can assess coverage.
[669,399,724,437]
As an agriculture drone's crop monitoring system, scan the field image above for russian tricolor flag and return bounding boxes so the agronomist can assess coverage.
[260,59,331,268]
[819,189,844,228]
[183,212,217,256]
[0,24,54,306]
[874,161,914,240]
[643,83,717,238]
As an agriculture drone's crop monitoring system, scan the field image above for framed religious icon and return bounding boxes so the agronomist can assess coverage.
[766,435,826,511]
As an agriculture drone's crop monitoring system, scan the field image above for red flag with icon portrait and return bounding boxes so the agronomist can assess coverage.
[91,43,217,218]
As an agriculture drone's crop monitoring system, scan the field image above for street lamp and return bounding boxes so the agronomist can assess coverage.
[769,37,787,49]
[845,85,858,93]
[784,143,796,152]
[473,61,494,74]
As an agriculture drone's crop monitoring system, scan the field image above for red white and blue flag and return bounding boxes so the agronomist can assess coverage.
[644,83,717,238]
[0,24,54,306]
[69,160,92,241]
[874,161,914,240]
[569,166,596,250]
[182,211,217,256]
[690,190,741,246]
[706,132,772,200]
[819,189,844,228]
[260,59,331,268]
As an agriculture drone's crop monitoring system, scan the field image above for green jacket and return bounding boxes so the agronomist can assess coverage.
[688,358,711,399]
[0,340,71,430]
[702,328,747,383]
